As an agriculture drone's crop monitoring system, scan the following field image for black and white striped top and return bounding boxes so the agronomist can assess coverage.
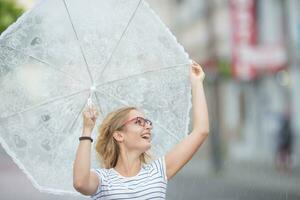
[90,157,168,200]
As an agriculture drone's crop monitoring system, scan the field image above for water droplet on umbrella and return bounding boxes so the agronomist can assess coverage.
[31,37,42,46]
[116,85,124,93]
[41,139,51,151]
[41,114,50,122]
[0,66,10,77]
[14,135,27,148]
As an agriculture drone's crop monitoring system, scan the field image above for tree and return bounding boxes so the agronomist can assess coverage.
[0,0,24,34]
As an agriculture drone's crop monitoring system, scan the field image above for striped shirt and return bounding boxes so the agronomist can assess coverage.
[90,157,168,200]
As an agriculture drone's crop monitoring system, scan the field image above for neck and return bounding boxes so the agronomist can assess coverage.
[114,149,142,177]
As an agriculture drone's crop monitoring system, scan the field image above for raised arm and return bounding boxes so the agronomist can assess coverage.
[73,104,100,195]
[165,61,209,180]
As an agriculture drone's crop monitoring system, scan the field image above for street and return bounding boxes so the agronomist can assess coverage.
[1,145,299,200]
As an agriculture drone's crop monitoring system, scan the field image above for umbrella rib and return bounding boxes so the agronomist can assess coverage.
[66,91,106,134]
[153,121,181,142]
[0,45,84,84]
[95,62,190,88]
[0,89,89,121]
[66,98,88,134]
[62,0,94,85]
[96,0,143,82]
[93,92,103,116]
[94,89,131,107]
[94,89,181,142]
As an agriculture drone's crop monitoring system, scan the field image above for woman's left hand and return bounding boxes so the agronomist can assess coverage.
[189,60,205,85]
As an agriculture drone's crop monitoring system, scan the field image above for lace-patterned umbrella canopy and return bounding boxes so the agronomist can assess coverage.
[0,0,191,195]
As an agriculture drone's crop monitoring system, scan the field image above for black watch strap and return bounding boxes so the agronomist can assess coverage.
[79,136,93,143]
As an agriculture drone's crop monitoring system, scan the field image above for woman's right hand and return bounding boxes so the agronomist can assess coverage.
[82,104,99,133]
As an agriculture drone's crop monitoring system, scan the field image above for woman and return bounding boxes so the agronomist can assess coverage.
[73,61,209,199]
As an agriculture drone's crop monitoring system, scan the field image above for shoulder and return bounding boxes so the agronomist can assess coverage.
[147,157,165,169]
[90,168,113,197]
[144,156,167,182]
[91,168,111,181]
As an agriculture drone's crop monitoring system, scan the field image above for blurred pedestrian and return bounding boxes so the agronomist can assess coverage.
[275,109,293,174]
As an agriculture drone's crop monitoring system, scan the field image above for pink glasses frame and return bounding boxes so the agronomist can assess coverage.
[121,116,153,128]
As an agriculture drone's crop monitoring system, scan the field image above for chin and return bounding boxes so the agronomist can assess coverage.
[142,143,151,152]
[136,140,151,152]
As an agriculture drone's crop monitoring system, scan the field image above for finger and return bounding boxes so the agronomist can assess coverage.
[91,106,99,115]
[84,110,92,117]
[192,62,201,68]
[83,105,93,117]
[89,109,94,118]
[83,110,90,119]
[194,65,203,72]
[83,106,91,114]
[191,65,200,72]
[89,103,97,111]
[90,104,98,111]
[192,60,198,65]
[91,107,100,118]
[192,61,202,68]
[92,110,98,117]
[84,103,94,113]
[190,65,195,75]
[191,61,199,67]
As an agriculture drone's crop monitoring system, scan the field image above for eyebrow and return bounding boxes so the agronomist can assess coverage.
[130,116,144,119]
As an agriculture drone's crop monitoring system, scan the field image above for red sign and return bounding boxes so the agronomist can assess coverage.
[230,0,287,81]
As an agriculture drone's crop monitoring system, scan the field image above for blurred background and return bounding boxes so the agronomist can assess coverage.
[0,0,299,199]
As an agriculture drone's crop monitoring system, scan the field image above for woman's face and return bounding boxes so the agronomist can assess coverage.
[121,109,152,153]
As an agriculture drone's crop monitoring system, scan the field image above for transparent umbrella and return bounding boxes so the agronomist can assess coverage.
[0,0,191,195]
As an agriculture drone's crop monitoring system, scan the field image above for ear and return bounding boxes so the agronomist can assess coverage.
[113,131,124,142]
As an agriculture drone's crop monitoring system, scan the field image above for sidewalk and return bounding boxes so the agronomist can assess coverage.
[224,160,300,195]
[0,145,88,200]
[1,144,299,200]
[180,157,300,195]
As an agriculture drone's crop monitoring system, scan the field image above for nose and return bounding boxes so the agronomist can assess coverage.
[145,122,152,130]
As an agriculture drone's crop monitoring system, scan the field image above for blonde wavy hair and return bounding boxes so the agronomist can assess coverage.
[95,106,151,168]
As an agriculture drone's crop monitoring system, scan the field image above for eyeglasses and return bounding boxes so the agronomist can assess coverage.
[121,117,153,128]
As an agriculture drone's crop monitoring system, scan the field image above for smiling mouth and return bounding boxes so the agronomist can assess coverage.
[141,133,151,140]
